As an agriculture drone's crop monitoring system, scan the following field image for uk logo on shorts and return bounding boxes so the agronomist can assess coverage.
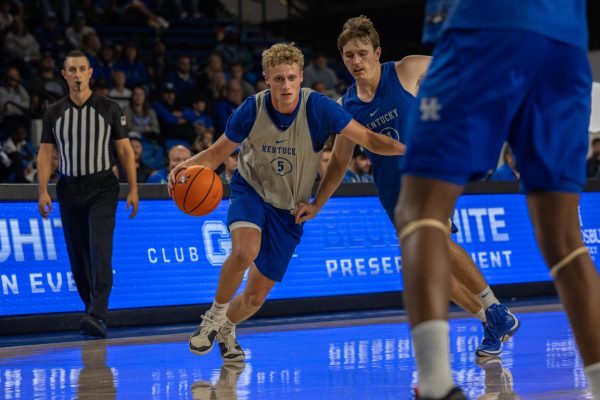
[420,97,442,121]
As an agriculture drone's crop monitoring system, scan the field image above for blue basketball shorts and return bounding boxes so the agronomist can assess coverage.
[227,174,303,282]
[404,29,591,192]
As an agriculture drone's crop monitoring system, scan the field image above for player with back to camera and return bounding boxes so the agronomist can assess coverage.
[294,15,519,360]
[168,42,404,363]
[394,0,600,399]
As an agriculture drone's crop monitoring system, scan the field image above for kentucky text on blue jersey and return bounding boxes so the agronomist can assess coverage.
[365,108,399,130]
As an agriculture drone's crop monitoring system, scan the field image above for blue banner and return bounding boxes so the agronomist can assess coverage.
[1,193,599,316]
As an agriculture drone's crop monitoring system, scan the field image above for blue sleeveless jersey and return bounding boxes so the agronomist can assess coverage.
[342,62,415,220]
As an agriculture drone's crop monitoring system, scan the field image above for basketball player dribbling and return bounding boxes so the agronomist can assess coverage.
[395,1,600,399]
[294,15,519,361]
[168,42,404,363]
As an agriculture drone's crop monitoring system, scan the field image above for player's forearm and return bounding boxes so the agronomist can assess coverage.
[341,120,405,156]
[313,158,346,210]
[362,131,405,156]
[184,149,222,171]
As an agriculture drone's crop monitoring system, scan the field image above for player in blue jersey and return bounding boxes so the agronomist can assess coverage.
[294,15,519,361]
[167,42,404,363]
[394,1,600,399]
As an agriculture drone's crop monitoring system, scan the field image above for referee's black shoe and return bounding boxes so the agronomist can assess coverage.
[80,315,107,338]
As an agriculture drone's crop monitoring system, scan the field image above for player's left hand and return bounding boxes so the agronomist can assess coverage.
[293,202,320,224]
[126,190,139,219]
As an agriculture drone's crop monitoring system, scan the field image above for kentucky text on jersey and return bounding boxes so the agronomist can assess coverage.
[365,108,399,130]
[261,144,297,155]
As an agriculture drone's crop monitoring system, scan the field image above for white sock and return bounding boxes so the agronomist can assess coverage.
[585,362,600,399]
[412,319,455,399]
[209,300,229,319]
[222,317,236,331]
[474,307,487,323]
[478,286,500,309]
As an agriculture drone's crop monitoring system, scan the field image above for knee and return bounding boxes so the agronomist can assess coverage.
[243,291,267,310]
[393,203,413,235]
[533,229,584,266]
[229,247,258,269]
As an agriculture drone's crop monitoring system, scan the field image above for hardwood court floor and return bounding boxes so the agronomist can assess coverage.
[0,305,593,399]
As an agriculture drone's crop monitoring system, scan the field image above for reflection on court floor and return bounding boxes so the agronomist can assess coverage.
[0,309,592,399]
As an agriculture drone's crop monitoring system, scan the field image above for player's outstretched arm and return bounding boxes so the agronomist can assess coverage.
[294,134,355,224]
[340,119,405,156]
[168,135,239,196]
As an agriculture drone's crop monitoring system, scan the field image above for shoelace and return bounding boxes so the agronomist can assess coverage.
[199,314,220,335]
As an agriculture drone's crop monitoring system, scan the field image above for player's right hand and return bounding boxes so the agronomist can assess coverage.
[38,192,53,219]
[167,163,187,198]
[293,202,319,224]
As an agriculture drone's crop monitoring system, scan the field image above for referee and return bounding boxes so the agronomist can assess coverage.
[37,50,139,338]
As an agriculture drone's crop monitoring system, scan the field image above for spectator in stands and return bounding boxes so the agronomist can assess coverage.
[30,54,67,113]
[311,81,327,94]
[3,16,40,65]
[34,11,66,58]
[123,85,160,141]
[113,0,169,30]
[152,81,193,144]
[587,137,600,179]
[490,145,519,181]
[228,62,255,100]
[108,70,132,109]
[318,146,333,182]
[81,31,101,73]
[191,130,213,153]
[32,146,59,183]
[114,43,149,88]
[94,78,110,97]
[197,53,224,93]
[116,132,153,183]
[303,54,339,94]
[157,0,201,19]
[65,11,96,50]
[94,43,117,83]
[168,55,197,106]
[147,144,191,183]
[1,124,32,182]
[0,0,14,32]
[215,26,252,70]
[207,71,228,102]
[342,147,374,183]
[213,79,242,135]
[183,93,214,140]
[255,79,268,92]
[146,39,170,89]
[41,0,70,25]
[219,148,238,184]
[0,66,29,124]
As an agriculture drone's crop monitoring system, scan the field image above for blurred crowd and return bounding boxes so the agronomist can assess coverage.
[0,0,598,185]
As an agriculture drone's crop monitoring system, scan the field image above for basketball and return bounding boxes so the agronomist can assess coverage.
[172,165,223,216]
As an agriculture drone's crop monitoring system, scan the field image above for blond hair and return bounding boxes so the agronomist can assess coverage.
[337,15,380,53]
[262,42,304,74]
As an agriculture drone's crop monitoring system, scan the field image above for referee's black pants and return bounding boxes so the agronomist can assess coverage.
[57,170,119,322]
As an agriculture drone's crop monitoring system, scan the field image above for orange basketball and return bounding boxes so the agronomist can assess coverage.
[172,165,223,216]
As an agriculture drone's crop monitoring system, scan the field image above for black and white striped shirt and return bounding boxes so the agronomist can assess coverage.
[41,93,128,177]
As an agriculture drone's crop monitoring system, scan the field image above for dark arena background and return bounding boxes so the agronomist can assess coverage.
[1,1,600,399]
